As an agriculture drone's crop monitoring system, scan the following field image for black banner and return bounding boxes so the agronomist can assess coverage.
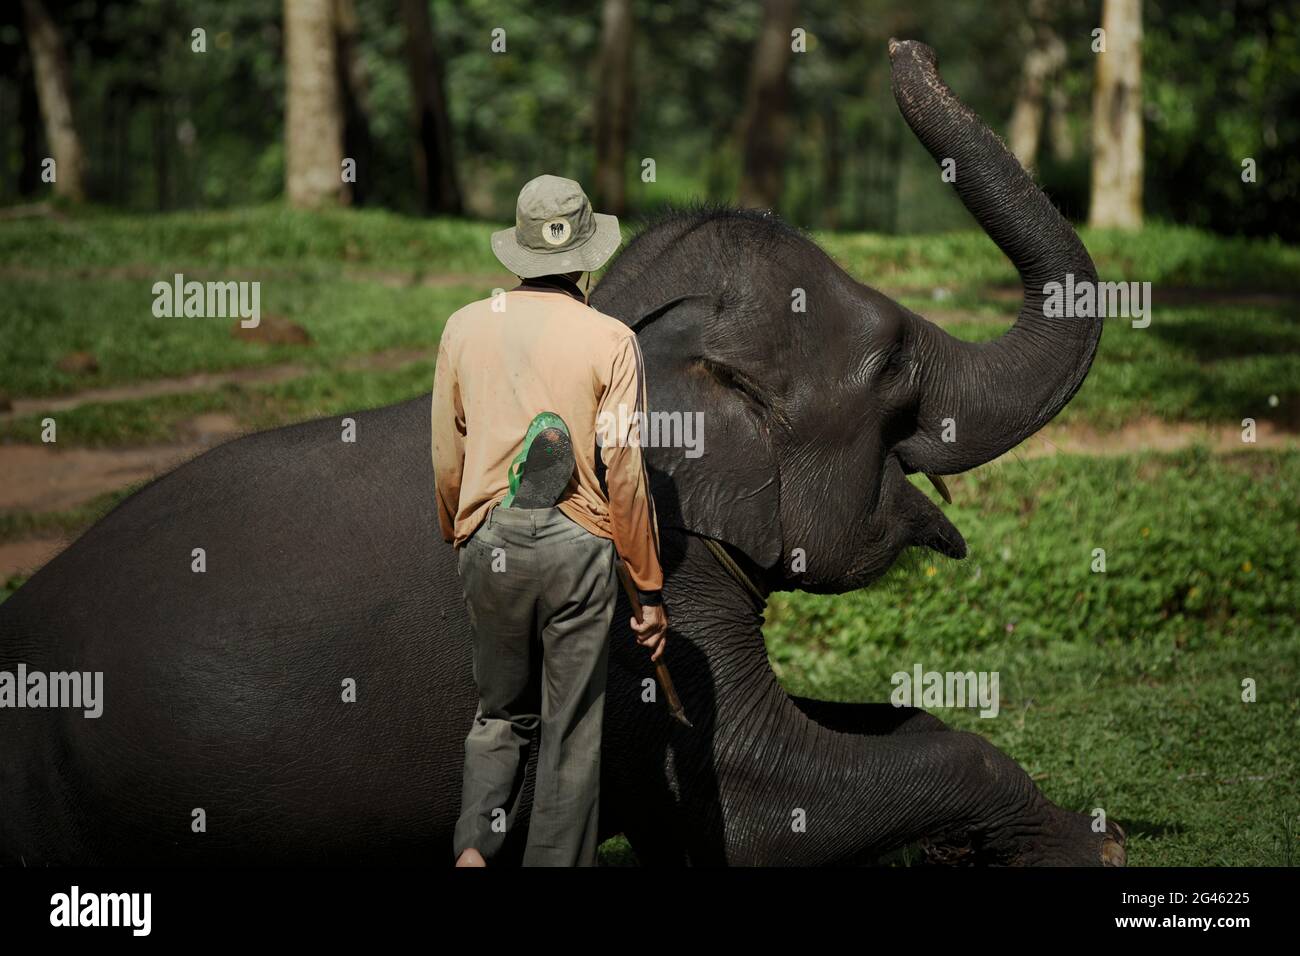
[0,866,1286,942]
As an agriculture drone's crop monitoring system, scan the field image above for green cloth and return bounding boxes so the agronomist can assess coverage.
[501,411,569,509]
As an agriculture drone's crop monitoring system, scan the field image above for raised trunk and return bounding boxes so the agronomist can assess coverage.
[22,0,86,202]
[284,0,347,209]
[736,0,798,210]
[1088,0,1144,229]
[401,0,462,216]
[593,0,634,216]
[888,40,1102,476]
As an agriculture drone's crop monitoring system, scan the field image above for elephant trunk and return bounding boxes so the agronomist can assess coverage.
[888,39,1102,475]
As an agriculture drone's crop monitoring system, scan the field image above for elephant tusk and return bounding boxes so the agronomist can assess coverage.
[925,473,952,504]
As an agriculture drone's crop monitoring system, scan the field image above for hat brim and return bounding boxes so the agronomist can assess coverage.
[491,213,622,278]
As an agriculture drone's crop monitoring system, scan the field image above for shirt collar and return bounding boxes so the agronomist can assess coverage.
[513,274,586,302]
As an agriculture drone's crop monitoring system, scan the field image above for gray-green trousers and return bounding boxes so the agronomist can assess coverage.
[452,505,618,866]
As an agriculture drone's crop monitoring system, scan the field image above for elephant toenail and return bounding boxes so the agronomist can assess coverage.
[1101,837,1126,867]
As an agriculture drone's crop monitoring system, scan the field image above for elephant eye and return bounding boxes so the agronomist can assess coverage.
[881,345,911,376]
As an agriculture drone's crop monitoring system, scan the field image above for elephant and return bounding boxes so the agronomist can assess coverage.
[0,40,1124,866]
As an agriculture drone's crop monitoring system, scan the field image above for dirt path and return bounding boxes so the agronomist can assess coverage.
[1025,416,1297,456]
[0,537,67,580]
[0,438,226,581]
[1,365,308,421]
[0,442,211,513]
[0,347,430,422]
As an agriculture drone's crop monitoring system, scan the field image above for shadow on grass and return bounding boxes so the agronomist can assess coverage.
[1119,819,1188,841]
[1149,310,1300,362]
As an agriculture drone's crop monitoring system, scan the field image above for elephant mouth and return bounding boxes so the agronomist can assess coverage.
[842,514,966,590]
[906,472,967,560]
[918,516,967,560]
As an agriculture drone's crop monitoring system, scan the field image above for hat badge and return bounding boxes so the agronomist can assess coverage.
[541,218,571,246]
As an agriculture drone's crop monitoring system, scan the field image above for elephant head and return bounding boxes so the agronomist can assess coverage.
[592,40,1102,593]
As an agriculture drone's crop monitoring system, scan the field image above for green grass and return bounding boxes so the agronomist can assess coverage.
[6,206,1298,289]
[0,276,473,399]
[762,448,1300,866]
[0,575,29,604]
[820,221,1300,291]
[0,361,436,447]
[927,303,1300,430]
[0,487,135,544]
[0,205,502,275]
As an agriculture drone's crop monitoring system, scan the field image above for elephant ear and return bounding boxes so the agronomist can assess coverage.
[631,295,783,571]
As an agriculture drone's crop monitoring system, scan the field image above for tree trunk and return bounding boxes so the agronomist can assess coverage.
[1088,0,1143,229]
[334,0,373,205]
[593,0,634,215]
[401,0,462,215]
[22,0,86,202]
[284,0,347,208]
[1008,0,1067,172]
[736,0,798,210]
[18,56,43,197]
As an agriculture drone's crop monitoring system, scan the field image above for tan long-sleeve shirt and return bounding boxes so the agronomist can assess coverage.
[432,284,664,598]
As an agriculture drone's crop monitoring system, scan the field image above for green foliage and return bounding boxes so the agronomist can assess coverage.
[4,0,1295,238]
[1143,0,1300,239]
[0,271,469,398]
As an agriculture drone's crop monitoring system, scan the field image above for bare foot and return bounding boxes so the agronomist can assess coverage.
[455,848,486,867]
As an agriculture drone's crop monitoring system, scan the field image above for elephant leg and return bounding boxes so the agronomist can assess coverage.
[690,715,1124,866]
[861,729,1124,867]
[778,699,1120,864]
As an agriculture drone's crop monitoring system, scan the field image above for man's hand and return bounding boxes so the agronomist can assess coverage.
[630,604,669,662]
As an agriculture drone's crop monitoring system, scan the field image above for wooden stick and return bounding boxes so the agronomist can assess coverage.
[614,561,692,729]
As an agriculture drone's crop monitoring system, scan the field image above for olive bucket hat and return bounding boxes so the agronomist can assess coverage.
[491,174,621,278]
